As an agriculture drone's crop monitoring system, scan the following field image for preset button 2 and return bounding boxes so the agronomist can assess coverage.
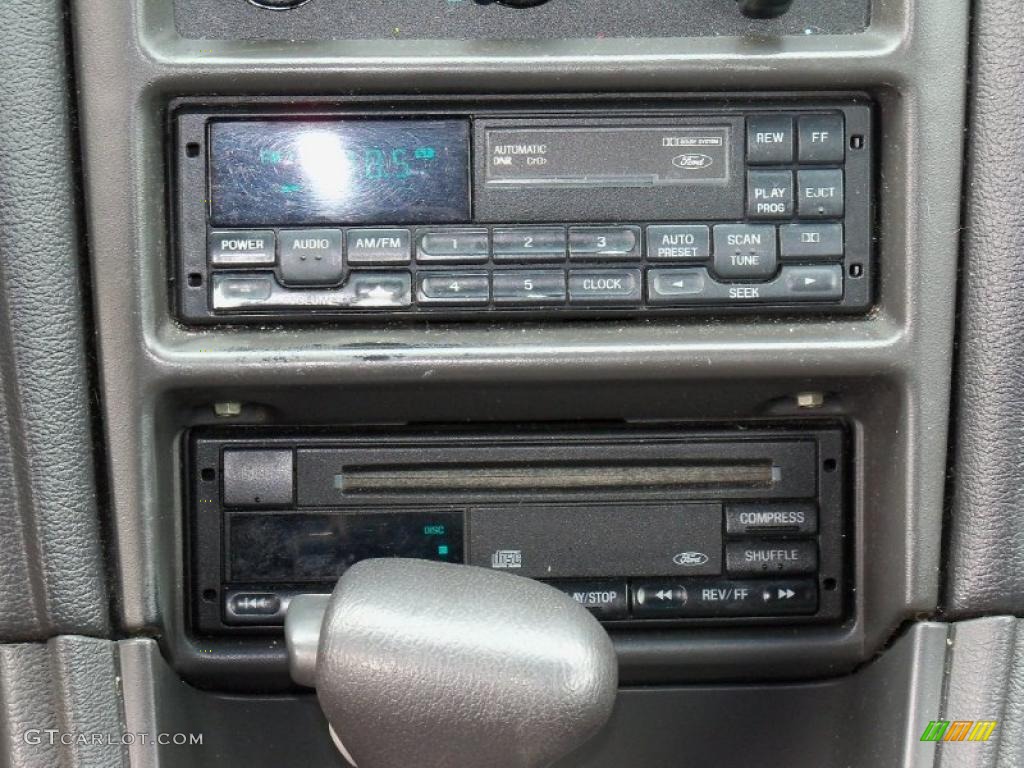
[492,227,567,262]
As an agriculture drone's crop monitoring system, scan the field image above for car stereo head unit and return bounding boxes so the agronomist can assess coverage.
[173,97,873,323]
[187,426,846,637]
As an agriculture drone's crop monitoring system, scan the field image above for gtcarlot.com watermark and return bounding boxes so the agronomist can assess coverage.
[23,730,203,747]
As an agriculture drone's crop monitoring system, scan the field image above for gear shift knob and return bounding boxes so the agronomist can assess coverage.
[286,559,617,768]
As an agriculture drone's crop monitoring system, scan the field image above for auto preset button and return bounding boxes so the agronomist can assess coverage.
[279,228,345,286]
[747,171,794,219]
[492,270,566,305]
[346,229,412,265]
[568,269,642,305]
[417,272,490,305]
[208,230,276,267]
[545,579,629,620]
[569,227,641,261]
[797,170,845,219]
[712,224,778,280]
[492,227,567,262]
[726,539,818,576]
[417,229,489,263]
[646,225,710,261]
[747,115,795,164]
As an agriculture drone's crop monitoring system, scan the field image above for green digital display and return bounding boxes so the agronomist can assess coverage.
[210,119,471,227]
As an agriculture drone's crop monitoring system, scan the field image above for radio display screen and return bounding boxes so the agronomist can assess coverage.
[208,119,471,227]
[227,511,465,583]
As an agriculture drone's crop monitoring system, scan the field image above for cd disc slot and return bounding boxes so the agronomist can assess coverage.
[334,461,777,496]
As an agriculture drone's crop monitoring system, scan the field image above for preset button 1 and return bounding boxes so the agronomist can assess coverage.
[417,229,489,263]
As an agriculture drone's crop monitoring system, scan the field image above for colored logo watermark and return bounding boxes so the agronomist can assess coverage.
[920,720,997,742]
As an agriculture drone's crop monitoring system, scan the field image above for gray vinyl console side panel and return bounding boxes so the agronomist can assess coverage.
[72,0,966,681]
[0,644,61,768]
[0,638,127,768]
[936,618,1024,768]
[0,0,109,639]
[947,0,1024,617]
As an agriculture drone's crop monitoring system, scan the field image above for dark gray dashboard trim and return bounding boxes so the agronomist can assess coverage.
[72,0,966,682]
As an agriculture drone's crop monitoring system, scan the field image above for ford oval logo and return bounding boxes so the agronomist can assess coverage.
[672,153,714,170]
[673,551,710,567]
